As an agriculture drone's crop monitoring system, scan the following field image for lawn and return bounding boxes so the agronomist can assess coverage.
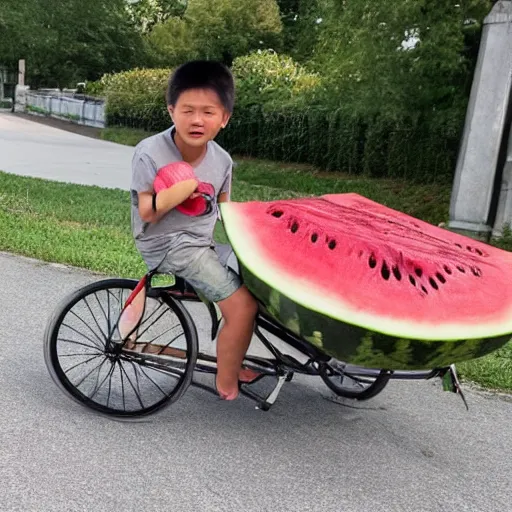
[0,162,452,277]
[1,126,510,392]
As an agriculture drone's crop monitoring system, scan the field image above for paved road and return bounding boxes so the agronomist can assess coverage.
[0,113,133,189]
[0,113,511,511]
[1,252,511,512]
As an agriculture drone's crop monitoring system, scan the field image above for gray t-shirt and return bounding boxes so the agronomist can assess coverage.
[130,126,233,271]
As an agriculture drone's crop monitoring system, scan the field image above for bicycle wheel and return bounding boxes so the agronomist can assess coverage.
[44,278,198,418]
[320,363,390,401]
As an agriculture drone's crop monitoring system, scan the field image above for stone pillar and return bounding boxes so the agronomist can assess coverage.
[492,124,512,236]
[448,1,512,240]
[14,85,29,113]
[18,59,25,86]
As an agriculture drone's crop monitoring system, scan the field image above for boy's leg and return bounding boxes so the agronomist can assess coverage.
[167,246,259,399]
[215,285,258,400]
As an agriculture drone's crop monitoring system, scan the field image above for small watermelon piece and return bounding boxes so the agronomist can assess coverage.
[154,161,213,216]
[220,193,512,369]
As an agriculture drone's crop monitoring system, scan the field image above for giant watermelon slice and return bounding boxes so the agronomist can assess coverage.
[219,193,512,370]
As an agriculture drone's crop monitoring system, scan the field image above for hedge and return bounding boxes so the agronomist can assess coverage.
[95,58,461,183]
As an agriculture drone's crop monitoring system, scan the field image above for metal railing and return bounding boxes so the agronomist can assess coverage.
[25,90,106,128]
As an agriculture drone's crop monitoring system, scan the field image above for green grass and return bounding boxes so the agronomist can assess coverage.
[0,159,452,276]
[100,126,157,147]
[457,343,512,392]
[1,126,511,392]
[0,172,144,277]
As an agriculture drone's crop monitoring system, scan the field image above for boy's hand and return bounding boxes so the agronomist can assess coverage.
[178,181,215,216]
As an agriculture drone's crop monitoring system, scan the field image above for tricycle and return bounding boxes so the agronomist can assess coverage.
[43,244,468,418]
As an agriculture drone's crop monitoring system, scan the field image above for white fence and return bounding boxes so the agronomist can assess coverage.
[25,90,106,128]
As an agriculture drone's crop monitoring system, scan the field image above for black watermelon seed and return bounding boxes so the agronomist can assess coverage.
[369,254,377,269]
[436,272,446,284]
[443,265,452,275]
[381,261,390,280]
[291,222,299,233]
[392,266,402,281]
[456,266,465,273]
[429,277,439,290]
[475,249,483,256]
[311,233,318,243]
[328,240,337,250]
[409,275,416,286]
[421,285,428,295]
[415,267,423,278]
[271,211,283,218]
[471,267,482,277]
[455,243,462,248]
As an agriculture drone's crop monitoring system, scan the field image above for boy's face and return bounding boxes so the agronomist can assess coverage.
[168,88,231,148]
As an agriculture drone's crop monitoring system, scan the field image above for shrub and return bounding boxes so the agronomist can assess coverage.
[96,57,460,182]
[232,50,321,108]
[101,68,172,131]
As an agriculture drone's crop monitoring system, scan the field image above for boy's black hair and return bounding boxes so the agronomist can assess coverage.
[166,60,235,113]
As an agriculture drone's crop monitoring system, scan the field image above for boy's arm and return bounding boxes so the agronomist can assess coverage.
[218,160,233,205]
[138,178,198,223]
[132,151,198,223]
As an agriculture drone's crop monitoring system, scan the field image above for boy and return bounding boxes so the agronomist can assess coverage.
[130,60,258,401]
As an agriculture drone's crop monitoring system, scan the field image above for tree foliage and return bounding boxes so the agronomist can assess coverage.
[147,0,283,66]
[127,0,187,33]
[276,0,324,62]
[311,0,492,123]
[0,0,145,88]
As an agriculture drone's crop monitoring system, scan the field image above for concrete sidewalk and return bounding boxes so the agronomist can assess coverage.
[0,112,134,190]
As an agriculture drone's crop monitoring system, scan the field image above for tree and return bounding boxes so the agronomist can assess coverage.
[276,0,324,62]
[147,0,283,66]
[311,0,492,122]
[0,0,146,88]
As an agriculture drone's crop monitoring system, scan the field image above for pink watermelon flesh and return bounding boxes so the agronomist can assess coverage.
[220,193,512,341]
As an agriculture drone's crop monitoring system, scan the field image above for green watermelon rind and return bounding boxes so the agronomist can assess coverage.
[242,265,510,369]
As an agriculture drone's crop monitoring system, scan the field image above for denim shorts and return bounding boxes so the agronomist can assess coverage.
[157,245,242,303]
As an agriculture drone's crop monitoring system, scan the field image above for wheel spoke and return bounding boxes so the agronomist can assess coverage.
[94,291,111,335]
[65,315,104,351]
[88,358,109,398]
[105,362,116,409]
[60,323,103,351]
[129,360,143,397]
[57,337,103,353]
[117,360,127,412]
[83,296,108,342]
[69,355,107,389]
[117,360,146,410]
[137,364,177,397]
[89,359,115,400]
[144,326,185,347]
[135,304,168,340]
[64,353,103,374]
[60,351,103,358]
